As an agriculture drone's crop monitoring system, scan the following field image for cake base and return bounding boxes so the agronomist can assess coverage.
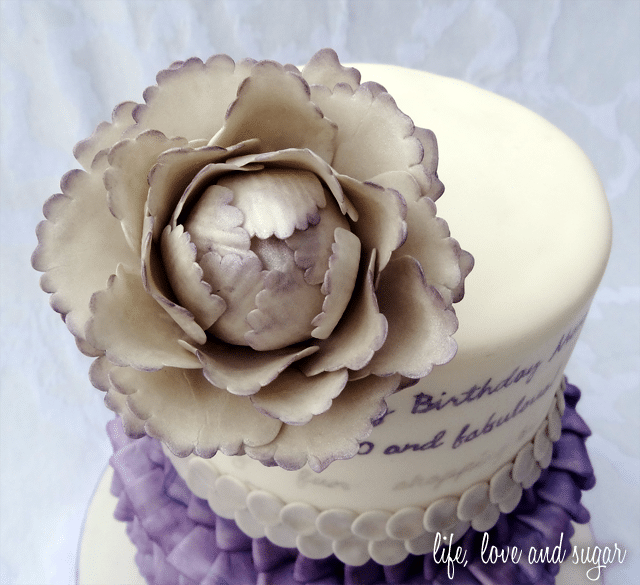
[77,466,602,585]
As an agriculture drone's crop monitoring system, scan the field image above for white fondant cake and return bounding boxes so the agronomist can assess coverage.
[161,64,611,565]
[33,50,611,583]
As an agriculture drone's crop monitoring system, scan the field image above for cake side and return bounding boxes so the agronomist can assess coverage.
[166,65,611,555]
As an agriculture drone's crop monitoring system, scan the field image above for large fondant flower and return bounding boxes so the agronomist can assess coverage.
[33,49,472,471]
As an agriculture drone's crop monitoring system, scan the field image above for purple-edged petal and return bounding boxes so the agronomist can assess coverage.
[369,169,422,203]
[108,366,282,457]
[451,249,474,303]
[229,148,358,222]
[397,196,467,306]
[211,61,337,163]
[199,251,266,345]
[147,140,259,242]
[32,160,138,345]
[183,185,250,259]
[410,127,445,201]
[133,55,255,142]
[246,374,401,472]
[105,130,187,252]
[104,386,147,438]
[169,156,263,232]
[75,336,103,358]
[338,175,407,274]
[301,49,361,91]
[195,340,318,396]
[246,263,326,351]
[372,174,472,304]
[311,228,360,339]
[217,168,325,239]
[141,217,208,345]
[286,198,351,286]
[160,225,227,330]
[302,252,387,376]
[309,83,423,183]
[372,131,444,203]
[86,263,201,371]
[365,256,458,379]
[89,355,112,392]
[73,101,136,170]
[250,367,349,425]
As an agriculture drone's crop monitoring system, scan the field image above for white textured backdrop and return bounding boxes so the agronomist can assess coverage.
[1,1,638,583]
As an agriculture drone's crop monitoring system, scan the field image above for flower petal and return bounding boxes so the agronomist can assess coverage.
[309,83,423,184]
[368,169,422,204]
[396,197,469,306]
[229,148,358,221]
[246,263,326,351]
[133,55,255,141]
[217,168,326,240]
[32,159,138,346]
[301,252,387,376]
[370,170,471,302]
[73,101,136,171]
[109,366,282,457]
[311,228,360,340]
[211,61,337,163]
[195,340,318,396]
[104,387,147,438]
[199,250,266,345]
[144,146,260,345]
[141,216,208,345]
[148,140,259,242]
[301,49,361,91]
[183,185,251,258]
[366,256,458,379]
[89,355,112,391]
[245,374,401,472]
[105,130,187,252]
[250,367,349,425]
[87,263,201,371]
[285,199,351,286]
[452,249,474,303]
[338,175,407,274]
[410,127,445,201]
[160,225,227,330]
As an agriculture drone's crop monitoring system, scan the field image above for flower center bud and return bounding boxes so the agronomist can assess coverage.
[184,168,351,350]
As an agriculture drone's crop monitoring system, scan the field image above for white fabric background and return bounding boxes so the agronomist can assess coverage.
[1,1,638,583]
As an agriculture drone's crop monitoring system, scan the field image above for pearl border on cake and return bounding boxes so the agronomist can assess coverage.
[164,381,566,567]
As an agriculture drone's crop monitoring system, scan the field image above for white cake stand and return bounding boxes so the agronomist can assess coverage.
[77,467,603,585]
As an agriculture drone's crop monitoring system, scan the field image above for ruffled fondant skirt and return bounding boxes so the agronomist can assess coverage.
[107,380,594,585]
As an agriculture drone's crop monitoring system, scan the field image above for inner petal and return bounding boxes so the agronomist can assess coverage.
[245,238,326,350]
[217,168,325,239]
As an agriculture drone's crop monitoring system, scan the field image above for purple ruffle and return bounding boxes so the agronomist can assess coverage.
[108,379,595,585]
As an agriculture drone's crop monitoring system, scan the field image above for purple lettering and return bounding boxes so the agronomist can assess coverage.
[384,429,446,455]
[358,441,374,455]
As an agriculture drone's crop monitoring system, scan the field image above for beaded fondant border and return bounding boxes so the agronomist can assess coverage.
[108,378,595,584]
[163,381,567,567]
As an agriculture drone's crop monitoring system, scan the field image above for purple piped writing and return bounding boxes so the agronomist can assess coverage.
[383,430,446,455]
[548,315,585,362]
[411,362,541,415]
[452,383,551,449]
